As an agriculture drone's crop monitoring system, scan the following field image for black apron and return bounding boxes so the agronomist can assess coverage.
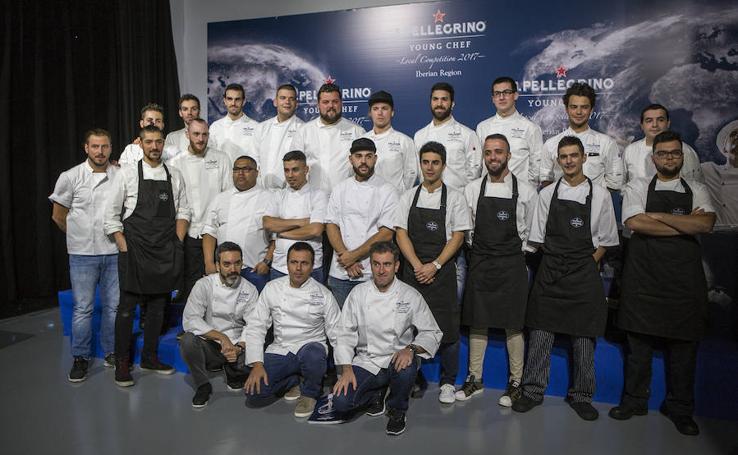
[402,184,459,343]
[462,174,528,330]
[526,178,607,337]
[618,176,708,341]
[118,160,183,295]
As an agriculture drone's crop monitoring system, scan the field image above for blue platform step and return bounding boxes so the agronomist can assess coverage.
[58,289,738,420]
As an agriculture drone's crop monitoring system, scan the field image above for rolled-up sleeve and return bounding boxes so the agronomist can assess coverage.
[172,170,192,222]
[49,172,73,207]
[104,169,127,235]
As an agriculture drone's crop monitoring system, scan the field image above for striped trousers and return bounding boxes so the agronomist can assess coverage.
[520,329,596,403]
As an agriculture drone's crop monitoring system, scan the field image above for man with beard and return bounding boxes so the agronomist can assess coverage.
[362,90,417,192]
[290,83,366,193]
[702,119,738,228]
[50,128,120,382]
[165,94,201,160]
[325,138,398,307]
[623,104,703,184]
[202,155,275,292]
[540,83,623,191]
[243,242,341,418]
[476,77,544,186]
[611,131,715,436]
[263,150,328,282]
[119,103,168,165]
[457,134,538,406]
[395,141,471,404]
[209,83,260,164]
[105,125,191,386]
[257,84,305,189]
[180,242,258,408]
[513,136,618,420]
[332,241,442,436]
[168,118,232,302]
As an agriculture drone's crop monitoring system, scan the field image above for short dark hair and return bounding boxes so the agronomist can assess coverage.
[563,82,595,108]
[652,131,683,153]
[234,155,257,167]
[640,103,670,123]
[282,150,307,163]
[492,77,517,92]
[287,242,315,262]
[140,103,164,120]
[418,141,447,164]
[557,136,585,156]
[430,82,455,103]
[189,118,208,129]
[178,94,200,109]
[277,84,297,95]
[369,241,400,262]
[84,128,111,145]
[139,124,164,140]
[318,83,341,101]
[224,83,245,99]
[484,133,510,152]
[215,241,242,261]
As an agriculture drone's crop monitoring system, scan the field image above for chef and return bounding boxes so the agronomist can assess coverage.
[257,84,304,189]
[209,83,260,164]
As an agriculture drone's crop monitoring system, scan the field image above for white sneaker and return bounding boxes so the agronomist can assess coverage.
[439,384,456,404]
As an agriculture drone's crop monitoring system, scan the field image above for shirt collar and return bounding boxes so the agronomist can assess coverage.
[430,115,456,129]
[369,127,394,139]
[371,276,399,294]
[494,110,519,122]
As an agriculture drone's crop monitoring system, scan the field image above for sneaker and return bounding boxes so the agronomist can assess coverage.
[511,394,542,413]
[438,383,456,404]
[284,385,301,401]
[140,358,175,375]
[366,389,387,416]
[68,357,88,383]
[114,357,135,387]
[294,396,317,418]
[455,375,483,401]
[498,379,522,407]
[224,367,247,391]
[386,408,407,436]
[103,353,116,368]
[192,383,212,408]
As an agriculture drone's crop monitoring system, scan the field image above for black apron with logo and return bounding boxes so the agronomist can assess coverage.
[403,184,459,343]
[526,178,606,337]
[118,160,183,294]
[462,174,528,329]
[618,176,708,341]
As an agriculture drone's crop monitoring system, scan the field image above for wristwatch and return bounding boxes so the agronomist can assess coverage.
[262,257,273,267]
[432,260,442,270]
[406,344,420,355]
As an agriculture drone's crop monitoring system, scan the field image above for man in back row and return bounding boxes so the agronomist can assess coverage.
[165,94,201,159]
[258,84,304,189]
[209,83,260,164]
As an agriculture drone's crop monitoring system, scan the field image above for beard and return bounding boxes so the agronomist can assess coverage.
[432,106,451,122]
[221,272,240,287]
[320,109,341,124]
[352,163,374,179]
[655,162,682,178]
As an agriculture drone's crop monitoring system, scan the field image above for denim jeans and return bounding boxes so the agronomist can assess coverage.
[246,342,328,406]
[269,267,325,283]
[332,359,419,413]
[69,254,119,357]
[327,276,363,309]
[240,267,270,293]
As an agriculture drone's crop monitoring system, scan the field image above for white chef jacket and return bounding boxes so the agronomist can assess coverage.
[167,147,232,238]
[201,186,274,268]
[623,138,704,184]
[476,111,544,185]
[209,114,261,165]
[265,182,328,274]
[395,183,472,241]
[182,274,259,344]
[529,178,619,248]
[540,127,623,190]
[289,117,366,192]
[325,174,399,281]
[464,172,538,252]
[413,116,482,191]
[257,115,305,189]
[104,160,191,235]
[334,278,442,375]
[49,161,119,255]
[363,127,418,192]
[702,162,738,228]
[622,177,716,224]
[164,128,189,161]
[243,276,341,365]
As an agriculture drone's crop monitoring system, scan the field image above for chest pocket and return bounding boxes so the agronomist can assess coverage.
[394,301,412,337]
[307,292,325,317]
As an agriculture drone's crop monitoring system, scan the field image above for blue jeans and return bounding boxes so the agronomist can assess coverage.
[269,267,325,283]
[241,267,270,292]
[327,276,362,309]
[69,254,119,357]
[246,342,327,406]
[333,360,419,413]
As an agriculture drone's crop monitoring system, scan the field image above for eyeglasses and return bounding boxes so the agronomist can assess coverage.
[233,166,256,173]
[493,89,515,98]
[654,150,683,159]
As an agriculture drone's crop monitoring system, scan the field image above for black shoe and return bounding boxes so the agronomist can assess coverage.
[608,404,648,420]
[660,406,699,436]
[455,375,484,402]
[224,368,247,391]
[114,357,135,387]
[140,358,175,375]
[410,372,428,399]
[386,408,406,436]
[511,394,543,413]
[567,399,599,421]
[498,379,522,407]
[68,357,88,383]
[366,389,387,416]
[192,383,212,408]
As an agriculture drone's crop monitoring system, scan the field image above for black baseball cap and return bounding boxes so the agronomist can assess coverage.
[368,90,394,108]
[350,138,377,154]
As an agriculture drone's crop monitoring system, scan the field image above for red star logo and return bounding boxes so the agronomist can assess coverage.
[433,9,446,23]
[324,75,336,84]
[555,65,567,78]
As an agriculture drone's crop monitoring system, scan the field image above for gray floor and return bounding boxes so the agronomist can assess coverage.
[1,309,736,455]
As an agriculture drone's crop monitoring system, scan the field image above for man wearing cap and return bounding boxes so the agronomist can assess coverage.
[362,90,417,192]
[325,137,398,307]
